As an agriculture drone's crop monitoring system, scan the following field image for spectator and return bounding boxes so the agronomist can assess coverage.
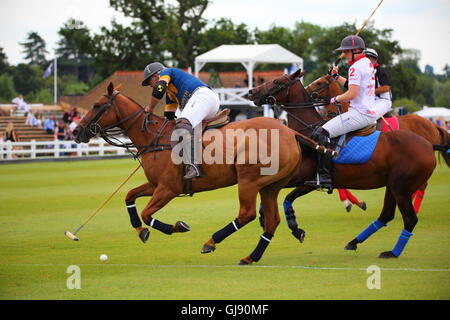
[54,120,69,156]
[44,116,56,134]
[4,122,18,142]
[62,110,71,124]
[69,117,80,140]
[243,75,255,87]
[54,120,68,141]
[4,122,18,158]
[25,111,37,126]
[70,107,79,121]
[11,94,30,115]
[34,112,43,128]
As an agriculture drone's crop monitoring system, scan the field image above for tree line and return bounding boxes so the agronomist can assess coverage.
[0,0,449,111]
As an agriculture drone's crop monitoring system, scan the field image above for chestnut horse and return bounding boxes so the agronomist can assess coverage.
[305,74,450,213]
[249,69,438,258]
[73,83,306,265]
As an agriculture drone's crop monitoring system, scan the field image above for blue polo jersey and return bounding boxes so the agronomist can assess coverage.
[159,68,208,110]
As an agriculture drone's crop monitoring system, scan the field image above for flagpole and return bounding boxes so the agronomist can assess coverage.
[54,57,57,105]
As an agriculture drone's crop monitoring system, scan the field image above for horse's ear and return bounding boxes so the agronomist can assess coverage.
[291,68,304,79]
[107,82,114,96]
[114,83,123,92]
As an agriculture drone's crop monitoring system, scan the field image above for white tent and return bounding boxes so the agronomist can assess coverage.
[414,107,450,120]
[194,44,303,88]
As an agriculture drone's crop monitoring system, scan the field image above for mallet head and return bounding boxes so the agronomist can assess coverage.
[65,231,79,241]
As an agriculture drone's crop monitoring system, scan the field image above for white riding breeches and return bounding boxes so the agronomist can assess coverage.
[373,98,392,117]
[322,107,378,138]
[178,87,221,128]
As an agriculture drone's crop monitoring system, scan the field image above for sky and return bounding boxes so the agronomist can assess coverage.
[0,0,449,73]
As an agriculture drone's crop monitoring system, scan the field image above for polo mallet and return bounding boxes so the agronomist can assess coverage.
[333,0,385,67]
[65,163,142,241]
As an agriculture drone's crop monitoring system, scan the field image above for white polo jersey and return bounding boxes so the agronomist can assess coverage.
[347,55,376,116]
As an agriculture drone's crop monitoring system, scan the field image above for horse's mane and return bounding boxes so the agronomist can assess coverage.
[122,94,144,109]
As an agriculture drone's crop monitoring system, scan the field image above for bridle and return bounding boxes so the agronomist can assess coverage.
[305,75,334,99]
[251,75,329,133]
[78,91,173,159]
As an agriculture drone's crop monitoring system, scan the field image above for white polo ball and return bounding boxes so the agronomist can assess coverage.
[100,254,108,262]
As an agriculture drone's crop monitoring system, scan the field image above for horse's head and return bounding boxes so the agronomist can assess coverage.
[248,69,305,106]
[73,82,125,143]
[306,74,348,117]
[306,74,334,100]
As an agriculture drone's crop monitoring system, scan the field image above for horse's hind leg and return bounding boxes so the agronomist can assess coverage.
[379,189,417,258]
[258,186,312,243]
[239,185,281,265]
[345,186,396,251]
[201,183,259,254]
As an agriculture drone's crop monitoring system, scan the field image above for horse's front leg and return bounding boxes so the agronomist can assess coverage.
[125,182,156,241]
[138,185,190,243]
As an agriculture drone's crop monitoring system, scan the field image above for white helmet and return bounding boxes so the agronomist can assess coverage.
[364,48,378,59]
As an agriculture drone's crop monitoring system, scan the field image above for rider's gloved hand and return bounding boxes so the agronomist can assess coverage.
[324,96,340,105]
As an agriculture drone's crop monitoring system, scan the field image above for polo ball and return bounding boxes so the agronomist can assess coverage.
[100,254,108,262]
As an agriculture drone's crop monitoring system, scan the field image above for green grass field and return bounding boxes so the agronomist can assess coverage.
[0,158,449,300]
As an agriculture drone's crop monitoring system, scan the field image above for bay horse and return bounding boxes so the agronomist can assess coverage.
[306,74,450,213]
[73,82,307,265]
[248,69,438,258]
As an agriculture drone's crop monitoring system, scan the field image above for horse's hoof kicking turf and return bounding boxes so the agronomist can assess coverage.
[139,228,150,243]
[378,251,398,259]
[292,228,306,243]
[174,221,191,233]
[201,244,216,254]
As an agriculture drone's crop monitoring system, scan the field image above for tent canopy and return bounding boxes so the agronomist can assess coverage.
[194,44,303,88]
[414,107,450,120]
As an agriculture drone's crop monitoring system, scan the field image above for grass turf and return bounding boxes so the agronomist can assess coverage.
[0,158,449,299]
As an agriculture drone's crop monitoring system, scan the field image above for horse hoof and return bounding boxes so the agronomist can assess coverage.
[174,221,191,233]
[359,202,367,211]
[379,251,398,259]
[139,228,150,243]
[239,257,253,265]
[345,204,352,212]
[345,241,358,250]
[292,228,306,243]
[201,244,216,254]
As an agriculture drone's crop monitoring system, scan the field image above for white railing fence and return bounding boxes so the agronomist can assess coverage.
[0,138,136,161]
[212,88,255,106]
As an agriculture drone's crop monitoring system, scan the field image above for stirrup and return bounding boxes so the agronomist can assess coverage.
[304,174,333,193]
[183,164,202,180]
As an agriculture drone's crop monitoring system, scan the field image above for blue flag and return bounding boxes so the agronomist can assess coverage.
[42,62,53,79]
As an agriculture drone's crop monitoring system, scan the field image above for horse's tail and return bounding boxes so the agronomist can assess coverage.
[434,125,450,167]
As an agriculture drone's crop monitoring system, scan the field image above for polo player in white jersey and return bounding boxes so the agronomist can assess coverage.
[305,35,377,190]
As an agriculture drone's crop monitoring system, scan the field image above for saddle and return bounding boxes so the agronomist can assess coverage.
[201,108,231,131]
[330,112,399,165]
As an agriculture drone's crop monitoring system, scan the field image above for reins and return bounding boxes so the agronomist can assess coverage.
[83,91,174,161]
